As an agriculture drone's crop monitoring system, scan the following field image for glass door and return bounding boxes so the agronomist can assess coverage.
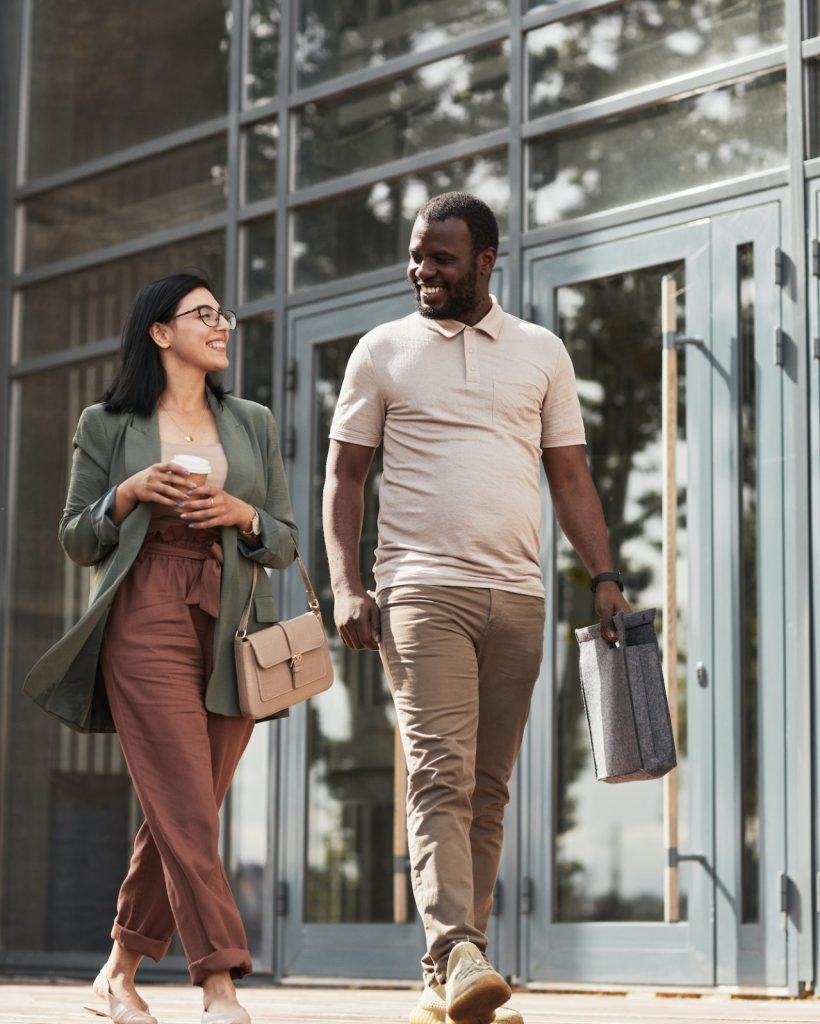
[521,221,715,984]
[277,283,424,979]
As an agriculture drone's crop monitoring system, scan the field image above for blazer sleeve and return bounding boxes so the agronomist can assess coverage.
[237,408,299,569]
[58,408,121,567]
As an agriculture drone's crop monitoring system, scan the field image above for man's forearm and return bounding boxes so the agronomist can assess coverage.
[551,473,616,577]
[322,475,367,597]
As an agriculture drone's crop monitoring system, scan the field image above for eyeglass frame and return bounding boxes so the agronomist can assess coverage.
[170,304,237,330]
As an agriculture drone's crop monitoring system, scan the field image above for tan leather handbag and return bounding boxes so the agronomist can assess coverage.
[234,557,333,719]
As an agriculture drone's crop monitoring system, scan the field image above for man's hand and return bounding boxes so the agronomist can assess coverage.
[594,581,631,644]
[334,591,381,650]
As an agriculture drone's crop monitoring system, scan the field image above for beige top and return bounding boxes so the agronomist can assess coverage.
[150,440,229,529]
[329,297,586,597]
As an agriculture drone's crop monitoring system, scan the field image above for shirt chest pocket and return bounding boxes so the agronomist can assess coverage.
[492,381,542,441]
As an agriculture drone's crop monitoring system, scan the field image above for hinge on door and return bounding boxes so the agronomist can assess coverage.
[492,881,502,917]
[780,872,790,913]
[285,358,299,393]
[814,337,820,361]
[277,880,289,916]
[774,328,784,368]
[813,240,820,278]
[774,248,785,286]
[284,425,296,460]
[519,876,534,916]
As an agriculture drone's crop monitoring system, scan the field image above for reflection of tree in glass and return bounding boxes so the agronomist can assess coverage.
[293,155,510,288]
[554,264,685,922]
[528,0,785,119]
[304,340,400,923]
[297,45,509,187]
[295,0,507,86]
[246,0,280,105]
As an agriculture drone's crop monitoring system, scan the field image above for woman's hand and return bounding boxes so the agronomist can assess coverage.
[177,485,256,531]
[114,461,193,524]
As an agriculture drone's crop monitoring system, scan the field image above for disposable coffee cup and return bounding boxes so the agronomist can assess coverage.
[171,454,211,487]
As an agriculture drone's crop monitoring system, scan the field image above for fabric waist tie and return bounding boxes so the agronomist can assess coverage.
[140,538,224,619]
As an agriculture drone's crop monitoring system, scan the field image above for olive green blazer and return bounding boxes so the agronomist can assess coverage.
[23,391,298,733]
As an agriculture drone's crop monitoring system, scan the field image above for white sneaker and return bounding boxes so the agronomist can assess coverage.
[445,943,512,1024]
[409,983,523,1024]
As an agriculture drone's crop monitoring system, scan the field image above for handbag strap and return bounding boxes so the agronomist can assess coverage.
[236,548,321,639]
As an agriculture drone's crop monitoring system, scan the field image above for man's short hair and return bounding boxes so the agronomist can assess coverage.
[416,192,499,255]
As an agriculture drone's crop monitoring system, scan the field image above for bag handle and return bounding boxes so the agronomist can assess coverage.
[236,548,321,639]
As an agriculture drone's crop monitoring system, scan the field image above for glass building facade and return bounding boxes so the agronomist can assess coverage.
[0,0,818,993]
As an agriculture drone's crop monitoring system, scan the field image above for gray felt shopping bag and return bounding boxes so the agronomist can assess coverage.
[574,608,676,784]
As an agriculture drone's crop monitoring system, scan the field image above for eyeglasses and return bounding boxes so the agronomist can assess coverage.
[171,304,237,330]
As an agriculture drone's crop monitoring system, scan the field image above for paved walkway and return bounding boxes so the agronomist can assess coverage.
[5,984,820,1024]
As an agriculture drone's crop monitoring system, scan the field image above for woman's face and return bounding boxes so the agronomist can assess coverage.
[155,287,232,375]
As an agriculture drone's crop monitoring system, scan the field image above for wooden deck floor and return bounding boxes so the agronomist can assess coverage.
[5,984,820,1024]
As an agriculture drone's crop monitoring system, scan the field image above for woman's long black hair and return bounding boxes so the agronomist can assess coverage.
[102,272,227,415]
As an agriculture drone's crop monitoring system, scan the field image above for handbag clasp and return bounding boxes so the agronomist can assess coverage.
[290,653,302,670]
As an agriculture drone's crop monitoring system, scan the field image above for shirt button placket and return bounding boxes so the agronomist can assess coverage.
[464,328,480,385]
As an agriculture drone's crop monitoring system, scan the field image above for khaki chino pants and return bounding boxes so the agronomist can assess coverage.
[377,584,545,984]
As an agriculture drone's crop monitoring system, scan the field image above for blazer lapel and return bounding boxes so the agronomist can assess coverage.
[210,392,256,502]
[124,410,160,480]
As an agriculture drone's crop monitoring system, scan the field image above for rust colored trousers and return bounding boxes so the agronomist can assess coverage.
[100,527,254,985]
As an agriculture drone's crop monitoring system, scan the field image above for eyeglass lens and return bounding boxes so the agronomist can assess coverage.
[199,306,236,329]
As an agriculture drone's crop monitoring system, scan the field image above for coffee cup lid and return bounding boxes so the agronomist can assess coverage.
[171,454,211,474]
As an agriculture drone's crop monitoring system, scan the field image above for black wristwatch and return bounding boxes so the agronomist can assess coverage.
[589,571,624,593]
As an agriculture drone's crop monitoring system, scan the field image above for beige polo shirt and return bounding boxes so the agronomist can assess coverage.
[329,297,586,597]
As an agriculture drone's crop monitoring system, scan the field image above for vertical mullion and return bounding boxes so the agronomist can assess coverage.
[273,0,292,446]
[0,0,25,955]
[224,0,244,357]
[507,0,523,317]
[784,0,813,994]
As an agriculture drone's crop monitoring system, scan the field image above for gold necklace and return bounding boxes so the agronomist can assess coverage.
[160,403,207,444]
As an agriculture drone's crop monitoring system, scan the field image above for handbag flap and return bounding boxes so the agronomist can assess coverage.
[247,612,326,669]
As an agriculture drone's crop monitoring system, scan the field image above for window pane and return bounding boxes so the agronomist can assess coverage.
[810,62,820,157]
[295,0,507,87]
[1,357,137,958]
[245,120,279,204]
[306,337,409,923]
[296,44,509,188]
[27,0,231,179]
[527,0,785,120]
[246,0,280,106]
[738,242,760,924]
[529,70,786,227]
[23,138,228,270]
[554,264,689,922]
[241,219,276,302]
[292,152,509,289]
[238,314,274,408]
[17,233,225,361]
[228,726,270,956]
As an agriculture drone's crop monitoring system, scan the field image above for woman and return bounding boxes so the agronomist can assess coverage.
[24,273,298,1024]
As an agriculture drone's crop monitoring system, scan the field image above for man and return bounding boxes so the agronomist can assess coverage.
[322,192,629,1024]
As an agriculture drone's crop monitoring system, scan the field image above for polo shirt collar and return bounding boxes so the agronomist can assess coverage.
[422,295,504,341]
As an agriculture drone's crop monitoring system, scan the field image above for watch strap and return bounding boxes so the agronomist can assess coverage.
[590,571,624,593]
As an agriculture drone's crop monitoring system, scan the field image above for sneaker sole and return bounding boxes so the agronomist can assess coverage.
[447,975,512,1024]
[409,1007,445,1024]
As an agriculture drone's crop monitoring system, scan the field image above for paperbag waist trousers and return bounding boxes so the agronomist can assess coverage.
[100,525,254,985]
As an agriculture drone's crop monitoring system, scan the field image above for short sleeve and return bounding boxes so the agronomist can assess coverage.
[541,342,586,448]
[329,339,385,447]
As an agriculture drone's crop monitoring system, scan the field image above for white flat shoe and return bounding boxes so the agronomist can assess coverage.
[201,1006,251,1024]
[83,967,158,1024]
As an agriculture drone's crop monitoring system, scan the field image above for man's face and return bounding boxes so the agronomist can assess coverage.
[407,216,489,321]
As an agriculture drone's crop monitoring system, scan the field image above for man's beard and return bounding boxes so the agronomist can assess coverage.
[414,265,478,321]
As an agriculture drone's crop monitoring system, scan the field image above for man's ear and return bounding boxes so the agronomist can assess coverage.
[150,322,171,350]
[477,247,497,279]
